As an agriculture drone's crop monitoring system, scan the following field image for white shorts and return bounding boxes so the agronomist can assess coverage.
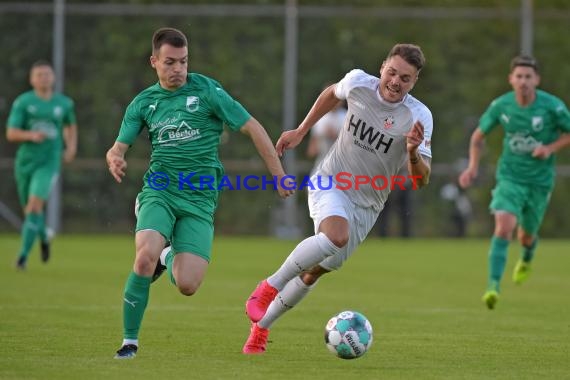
[308,185,380,271]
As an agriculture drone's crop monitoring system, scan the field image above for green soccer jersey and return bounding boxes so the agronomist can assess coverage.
[7,91,76,169]
[117,73,251,195]
[479,90,570,188]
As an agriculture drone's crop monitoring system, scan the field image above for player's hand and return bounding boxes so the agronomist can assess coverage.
[276,175,296,198]
[63,147,76,164]
[458,167,477,189]
[532,144,553,160]
[106,149,127,183]
[405,121,424,153]
[276,129,306,157]
[29,131,46,143]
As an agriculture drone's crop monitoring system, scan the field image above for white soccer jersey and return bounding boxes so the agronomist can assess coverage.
[315,69,433,211]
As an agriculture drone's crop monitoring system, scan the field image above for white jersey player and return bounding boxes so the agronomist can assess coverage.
[243,44,433,354]
[319,68,433,209]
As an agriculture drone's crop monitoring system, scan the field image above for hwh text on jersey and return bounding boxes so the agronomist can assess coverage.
[347,114,394,153]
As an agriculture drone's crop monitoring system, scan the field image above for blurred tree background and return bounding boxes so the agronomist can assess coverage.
[0,0,569,237]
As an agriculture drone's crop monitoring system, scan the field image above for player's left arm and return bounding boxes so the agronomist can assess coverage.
[240,117,295,198]
[210,81,294,197]
[63,123,78,163]
[405,120,431,188]
[406,105,433,188]
[62,98,78,163]
[533,100,570,159]
[533,133,570,159]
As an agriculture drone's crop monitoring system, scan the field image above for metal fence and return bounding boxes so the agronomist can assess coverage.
[1,1,569,237]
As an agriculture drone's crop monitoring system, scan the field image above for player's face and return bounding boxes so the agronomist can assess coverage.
[509,66,540,98]
[30,65,55,92]
[151,44,188,91]
[379,55,418,103]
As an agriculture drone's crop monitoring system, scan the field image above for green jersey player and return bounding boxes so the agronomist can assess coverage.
[459,55,570,309]
[106,27,294,359]
[6,60,78,270]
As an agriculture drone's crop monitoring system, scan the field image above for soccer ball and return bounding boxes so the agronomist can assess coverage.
[324,310,373,359]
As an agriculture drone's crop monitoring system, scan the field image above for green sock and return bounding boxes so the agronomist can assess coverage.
[165,249,176,286]
[522,238,538,263]
[18,213,41,260]
[122,271,152,340]
[487,236,510,291]
[37,213,48,243]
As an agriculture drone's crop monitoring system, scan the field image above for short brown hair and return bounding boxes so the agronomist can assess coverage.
[31,60,52,70]
[152,27,188,54]
[510,55,539,73]
[387,44,425,71]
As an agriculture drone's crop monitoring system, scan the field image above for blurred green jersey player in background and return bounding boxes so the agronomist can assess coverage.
[459,55,570,309]
[6,60,78,270]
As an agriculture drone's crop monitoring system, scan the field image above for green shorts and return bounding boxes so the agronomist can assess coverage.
[134,190,218,262]
[15,161,59,206]
[489,179,552,235]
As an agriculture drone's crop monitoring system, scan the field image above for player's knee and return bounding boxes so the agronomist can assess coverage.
[493,226,513,240]
[133,245,160,274]
[177,286,197,296]
[25,199,44,214]
[133,255,156,275]
[301,273,321,286]
[518,233,534,247]
[26,205,42,214]
[301,266,329,285]
[176,280,201,296]
[327,234,348,248]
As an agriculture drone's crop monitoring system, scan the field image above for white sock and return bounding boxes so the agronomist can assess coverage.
[267,232,339,290]
[122,338,138,347]
[258,276,317,329]
[159,246,171,266]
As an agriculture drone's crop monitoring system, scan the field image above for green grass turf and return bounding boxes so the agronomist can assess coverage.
[1,235,569,379]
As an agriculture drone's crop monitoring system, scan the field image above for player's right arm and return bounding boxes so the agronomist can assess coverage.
[106,142,129,183]
[6,128,46,143]
[459,98,501,189]
[276,84,339,156]
[5,96,46,143]
[458,128,486,189]
[107,97,145,183]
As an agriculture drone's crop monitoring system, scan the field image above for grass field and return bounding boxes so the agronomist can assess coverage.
[1,235,569,380]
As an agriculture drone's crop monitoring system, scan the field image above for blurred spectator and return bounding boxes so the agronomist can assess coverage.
[375,175,413,238]
[440,181,472,237]
[306,92,346,174]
